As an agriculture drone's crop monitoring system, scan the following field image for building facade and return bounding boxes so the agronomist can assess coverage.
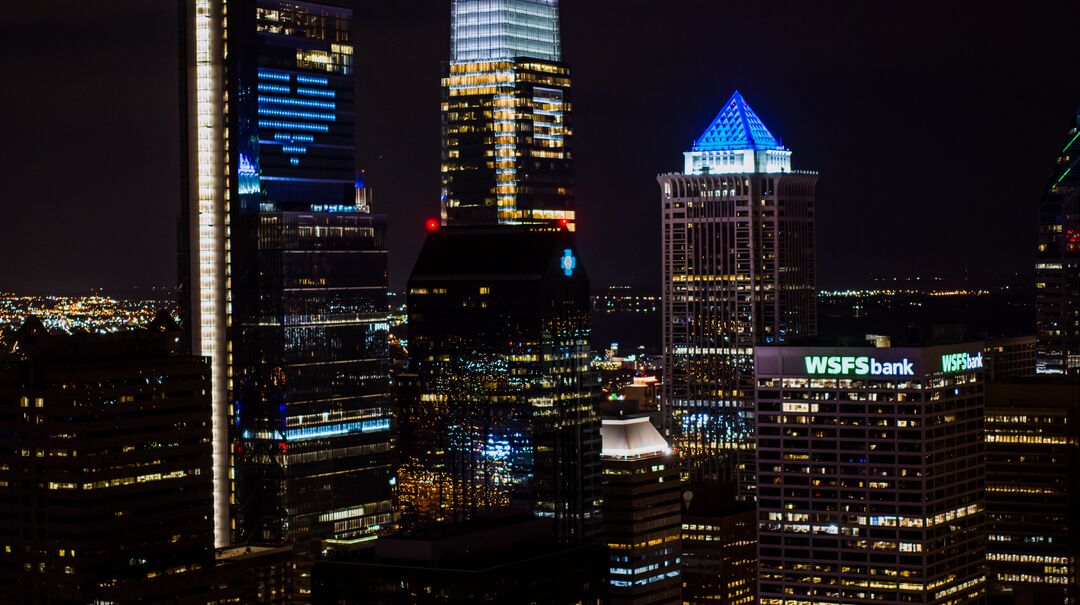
[600,415,681,605]
[659,91,817,487]
[680,483,757,605]
[441,0,573,227]
[754,344,986,605]
[985,379,1080,603]
[0,317,214,603]
[180,0,393,546]
[1037,105,1080,374]
[398,227,602,541]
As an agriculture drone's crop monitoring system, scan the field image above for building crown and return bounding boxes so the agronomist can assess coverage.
[684,90,792,175]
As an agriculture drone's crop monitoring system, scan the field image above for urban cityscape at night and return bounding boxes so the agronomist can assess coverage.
[3,1,1080,603]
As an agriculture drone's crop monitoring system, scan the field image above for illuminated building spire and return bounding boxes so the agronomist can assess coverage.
[684,90,792,175]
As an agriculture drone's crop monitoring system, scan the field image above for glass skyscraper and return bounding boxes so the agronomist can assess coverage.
[1036,104,1080,374]
[451,0,561,62]
[659,91,817,491]
[180,0,393,547]
[441,0,573,227]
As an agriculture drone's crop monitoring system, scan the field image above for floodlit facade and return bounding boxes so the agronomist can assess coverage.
[754,344,986,605]
[600,415,682,605]
[180,0,393,546]
[451,0,561,63]
[442,0,573,227]
[659,91,817,489]
[985,379,1080,603]
[1037,104,1080,374]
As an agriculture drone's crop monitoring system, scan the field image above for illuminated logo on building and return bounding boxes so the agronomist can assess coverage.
[941,352,983,373]
[561,249,576,277]
[804,356,914,376]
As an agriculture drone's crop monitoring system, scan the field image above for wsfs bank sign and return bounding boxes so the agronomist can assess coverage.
[804,356,914,376]
[941,352,983,373]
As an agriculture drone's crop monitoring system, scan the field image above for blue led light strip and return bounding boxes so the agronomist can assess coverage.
[296,75,328,86]
[285,418,390,441]
[257,69,291,82]
[258,107,335,121]
[258,95,336,110]
[258,120,329,133]
[297,87,336,99]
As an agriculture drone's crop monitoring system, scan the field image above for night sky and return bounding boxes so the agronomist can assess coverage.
[4,1,1080,294]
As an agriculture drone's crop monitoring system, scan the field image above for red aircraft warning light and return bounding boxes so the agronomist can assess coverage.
[426,218,440,232]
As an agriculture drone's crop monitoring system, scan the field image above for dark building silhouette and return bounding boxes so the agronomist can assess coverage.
[0,316,214,603]
[311,516,607,604]
[680,483,756,605]
[1037,105,1080,374]
[985,379,1080,603]
[398,227,602,541]
[180,0,393,546]
[659,91,817,491]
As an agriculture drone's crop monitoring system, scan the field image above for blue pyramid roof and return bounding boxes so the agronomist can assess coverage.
[693,91,785,152]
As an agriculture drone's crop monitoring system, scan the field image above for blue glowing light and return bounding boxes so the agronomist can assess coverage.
[257,69,291,83]
[693,90,784,152]
[258,120,329,133]
[273,133,314,143]
[297,87,335,99]
[296,75,329,86]
[289,157,300,166]
[258,95,336,110]
[257,83,291,94]
[561,249,576,277]
[258,107,335,121]
[285,418,390,441]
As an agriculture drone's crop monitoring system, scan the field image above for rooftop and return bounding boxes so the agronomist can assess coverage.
[692,90,786,152]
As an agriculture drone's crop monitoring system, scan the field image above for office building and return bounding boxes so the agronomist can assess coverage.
[658,91,817,487]
[311,516,607,604]
[1037,104,1080,374]
[600,413,681,605]
[0,316,214,603]
[984,336,1037,381]
[985,379,1080,603]
[680,483,757,605]
[441,0,573,227]
[754,343,986,605]
[397,227,602,541]
[180,0,394,546]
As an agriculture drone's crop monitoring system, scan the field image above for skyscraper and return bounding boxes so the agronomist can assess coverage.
[600,413,682,605]
[398,0,601,542]
[985,379,1080,603]
[441,0,573,227]
[180,0,393,547]
[398,227,602,541]
[0,316,214,603]
[658,91,817,488]
[1036,104,1080,374]
[754,343,986,605]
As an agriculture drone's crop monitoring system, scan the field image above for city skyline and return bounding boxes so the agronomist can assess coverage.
[5,1,1080,293]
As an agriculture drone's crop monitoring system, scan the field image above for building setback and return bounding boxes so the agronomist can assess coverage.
[600,414,681,605]
[754,343,986,605]
[180,0,393,546]
[0,316,214,603]
[1036,104,1080,374]
[985,379,1080,603]
[659,91,817,489]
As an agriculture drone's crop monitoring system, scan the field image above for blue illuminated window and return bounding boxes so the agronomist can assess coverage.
[289,157,300,166]
[285,418,391,441]
[258,95,336,110]
[258,120,329,133]
[281,146,307,154]
[257,69,291,82]
[258,107,335,121]
[297,87,336,99]
[257,83,291,94]
[273,133,314,143]
[296,75,328,86]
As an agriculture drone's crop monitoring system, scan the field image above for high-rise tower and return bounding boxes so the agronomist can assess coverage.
[441,0,573,227]
[398,0,601,542]
[180,0,394,547]
[1036,104,1080,374]
[658,91,817,490]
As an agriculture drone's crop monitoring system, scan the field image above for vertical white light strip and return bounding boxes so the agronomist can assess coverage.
[193,0,230,548]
